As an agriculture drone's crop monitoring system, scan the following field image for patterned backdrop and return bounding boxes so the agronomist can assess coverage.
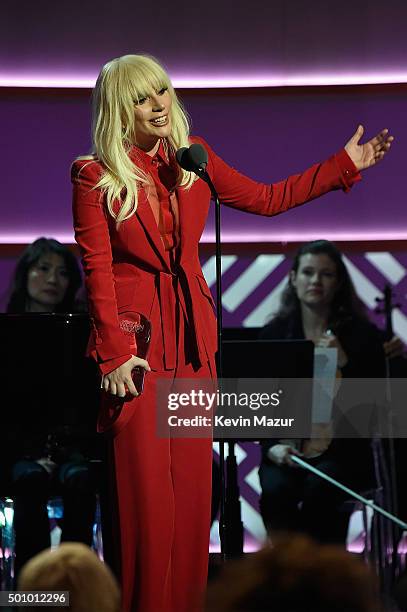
[206,249,407,550]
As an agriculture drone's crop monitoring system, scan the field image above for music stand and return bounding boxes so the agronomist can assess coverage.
[218,338,314,556]
[222,338,314,378]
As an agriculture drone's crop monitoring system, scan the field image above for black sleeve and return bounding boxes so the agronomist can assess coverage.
[259,318,288,340]
[338,318,386,378]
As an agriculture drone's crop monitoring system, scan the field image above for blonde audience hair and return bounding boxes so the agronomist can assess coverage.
[18,543,121,612]
[78,54,194,225]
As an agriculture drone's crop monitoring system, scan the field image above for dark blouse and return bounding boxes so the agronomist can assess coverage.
[260,313,386,462]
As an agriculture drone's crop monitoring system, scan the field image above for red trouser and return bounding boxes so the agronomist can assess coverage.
[110,315,214,612]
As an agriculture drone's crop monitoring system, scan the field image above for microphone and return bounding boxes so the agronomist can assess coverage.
[176,144,208,173]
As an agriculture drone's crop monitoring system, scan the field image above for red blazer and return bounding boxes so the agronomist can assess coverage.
[71,137,360,375]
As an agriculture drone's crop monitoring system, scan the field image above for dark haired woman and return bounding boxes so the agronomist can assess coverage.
[4,237,95,578]
[6,237,83,314]
[259,240,386,544]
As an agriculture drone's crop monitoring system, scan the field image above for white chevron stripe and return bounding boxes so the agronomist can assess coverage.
[240,497,267,542]
[245,466,262,495]
[222,255,284,312]
[343,256,382,309]
[210,520,220,546]
[365,252,406,285]
[243,276,288,327]
[234,443,247,464]
[209,499,267,547]
[201,255,238,288]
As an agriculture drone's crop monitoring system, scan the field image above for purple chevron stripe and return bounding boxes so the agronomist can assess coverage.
[348,254,393,295]
[393,254,407,269]
[392,276,407,302]
[220,257,255,293]
[347,253,407,321]
[231,260,291,324]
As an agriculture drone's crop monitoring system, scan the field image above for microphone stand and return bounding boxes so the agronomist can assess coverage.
[195,165,244,560]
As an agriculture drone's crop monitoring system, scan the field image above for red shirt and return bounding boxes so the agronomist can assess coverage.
[129,140,180,252]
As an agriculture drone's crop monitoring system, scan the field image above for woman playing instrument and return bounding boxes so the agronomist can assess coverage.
[259,239,386,543]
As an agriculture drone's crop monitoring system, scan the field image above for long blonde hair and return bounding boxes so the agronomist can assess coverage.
[81,54,194,225]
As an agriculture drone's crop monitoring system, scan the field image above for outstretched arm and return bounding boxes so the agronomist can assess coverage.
[200,138,360,217]
[193,126,393,218]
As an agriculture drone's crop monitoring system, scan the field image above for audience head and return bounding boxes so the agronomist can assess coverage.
[17,543,121,612]
[206,534,381,612]
[276,239,366,326]
[7,237,82,313]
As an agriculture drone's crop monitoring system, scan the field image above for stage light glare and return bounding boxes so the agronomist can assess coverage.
[1,231,407,245]
[1,71,407,89]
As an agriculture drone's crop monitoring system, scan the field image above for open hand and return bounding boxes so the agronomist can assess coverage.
[345,125,393,171]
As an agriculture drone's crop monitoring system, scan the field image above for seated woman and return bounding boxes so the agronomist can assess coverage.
[259,239,385,544]
[4,237,96,576]
[7,237,84,313]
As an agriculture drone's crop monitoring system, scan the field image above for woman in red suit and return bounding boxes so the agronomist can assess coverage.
[71,54,392,612]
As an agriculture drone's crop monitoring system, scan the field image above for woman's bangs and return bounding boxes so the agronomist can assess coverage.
[130,64,170,104]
